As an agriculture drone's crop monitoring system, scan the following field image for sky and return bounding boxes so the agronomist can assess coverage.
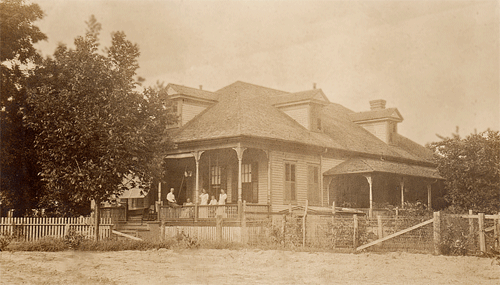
[32,0,499,146]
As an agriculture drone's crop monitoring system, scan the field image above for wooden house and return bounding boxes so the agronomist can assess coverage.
[159,81,442,218]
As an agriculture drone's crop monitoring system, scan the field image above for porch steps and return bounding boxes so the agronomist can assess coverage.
[112,220,151,240]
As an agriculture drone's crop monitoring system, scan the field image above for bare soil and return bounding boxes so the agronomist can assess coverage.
[1,249,499,284]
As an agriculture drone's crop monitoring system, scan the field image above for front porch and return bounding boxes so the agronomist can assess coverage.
[324,158,444,217]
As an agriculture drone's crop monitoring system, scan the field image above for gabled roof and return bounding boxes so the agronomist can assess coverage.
[168,81,433,165]
[349,108,403,123]
[166,83,219,102]
[271,89,330,106]
[323,158,441,179]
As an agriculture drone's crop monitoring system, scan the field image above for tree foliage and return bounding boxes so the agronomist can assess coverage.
[0,0,47,63]
[25,16,176,216]
[428,130,500,214]
[0,0,46,215]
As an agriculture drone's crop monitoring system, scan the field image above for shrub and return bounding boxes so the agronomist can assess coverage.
[0,233,14,251]
[6,237,69,252]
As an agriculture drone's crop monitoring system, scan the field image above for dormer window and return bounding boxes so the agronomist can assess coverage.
[349,99,403,144]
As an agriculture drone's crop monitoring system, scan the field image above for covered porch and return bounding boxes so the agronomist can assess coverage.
[159,143,271,222]
[324,158,443,217]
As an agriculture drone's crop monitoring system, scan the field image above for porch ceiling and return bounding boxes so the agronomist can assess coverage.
[323,158,442,180]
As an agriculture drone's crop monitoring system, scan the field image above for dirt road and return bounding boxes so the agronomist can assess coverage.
[1,249,498,284]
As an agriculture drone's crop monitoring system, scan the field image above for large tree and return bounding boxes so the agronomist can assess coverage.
[0,0,47,215]
[25,16,176,236]
[428,130,500,214]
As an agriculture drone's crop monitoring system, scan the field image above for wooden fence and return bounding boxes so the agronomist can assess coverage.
[0,217,113,241]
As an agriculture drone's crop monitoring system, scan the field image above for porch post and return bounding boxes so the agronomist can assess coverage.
[400,178,405,209]
[427,183,432,210]
[193,151,204,222]
[232,144,246,220]
[265,150,271,206]
[363,174,373,218]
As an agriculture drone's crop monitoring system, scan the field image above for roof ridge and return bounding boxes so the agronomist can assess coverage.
[218,81,291,95]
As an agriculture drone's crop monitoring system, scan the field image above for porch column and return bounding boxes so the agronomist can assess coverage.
[363,174,373,218]
[400,178,405,209]
[427,183,432,210]
[193,151,204,222]
[265,150,271,206]
[232,144,246,219]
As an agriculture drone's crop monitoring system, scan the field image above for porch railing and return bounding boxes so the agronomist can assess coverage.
[100,206,127,224]
[159,203,270,222]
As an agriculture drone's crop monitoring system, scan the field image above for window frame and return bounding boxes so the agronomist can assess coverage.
[284,162,296,203]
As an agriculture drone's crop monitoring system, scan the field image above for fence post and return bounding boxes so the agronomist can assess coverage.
[468,209,474,237]
[241,204,247,245]
[496,212,500,251]
[478,213,486,253]
[160,220,165,242]
[64,223,70,237]
[282,214,286,247]
[377,215,383,240]
[216,215,223,242]
[353,214,358,248]
[303,200,308,247]
[433,211,441,255]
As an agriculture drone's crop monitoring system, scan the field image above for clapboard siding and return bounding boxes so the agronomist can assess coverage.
[269,151,321,212]
[280,104,310,130]
[359,121,388,143]
[182,102,208,126]
[321,157,345,206]
[258,154,268,204]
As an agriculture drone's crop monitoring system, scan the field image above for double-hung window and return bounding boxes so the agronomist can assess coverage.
[285,162,296,203]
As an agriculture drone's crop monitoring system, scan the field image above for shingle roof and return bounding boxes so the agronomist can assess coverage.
[168,81,433,165]
[323,158,442,179]
[166,83,219,101]
[171,82,341,148]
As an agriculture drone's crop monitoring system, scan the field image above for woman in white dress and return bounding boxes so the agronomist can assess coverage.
[217,189,227,217]
[199,189,209,218]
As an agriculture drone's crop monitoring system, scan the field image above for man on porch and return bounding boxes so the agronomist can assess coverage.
[167,188,181,208]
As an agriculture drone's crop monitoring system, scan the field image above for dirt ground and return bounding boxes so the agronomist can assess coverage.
[1,249,499,284]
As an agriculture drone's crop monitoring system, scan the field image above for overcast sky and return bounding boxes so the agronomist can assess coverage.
[33,0,499,146]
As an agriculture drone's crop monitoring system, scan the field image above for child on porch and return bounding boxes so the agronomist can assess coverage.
[209,195,218,205]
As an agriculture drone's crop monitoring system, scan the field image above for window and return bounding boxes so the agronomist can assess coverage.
[317,118,322,131]
[285,163,296,202]
[308,165,320,205]
[211,166,221,191]
[242,164,252,183]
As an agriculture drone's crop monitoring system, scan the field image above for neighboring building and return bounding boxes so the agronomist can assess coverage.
[160,81,442,217]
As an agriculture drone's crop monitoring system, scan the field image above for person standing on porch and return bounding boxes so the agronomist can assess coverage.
[218,189,227,205]
[199,188,209,218]
[199,189,209,205]
[217,189,227,218]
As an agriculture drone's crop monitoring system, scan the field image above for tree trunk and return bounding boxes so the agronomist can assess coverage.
[94,198,100,241]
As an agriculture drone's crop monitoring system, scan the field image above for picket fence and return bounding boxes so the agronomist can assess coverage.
[0,217,113,241]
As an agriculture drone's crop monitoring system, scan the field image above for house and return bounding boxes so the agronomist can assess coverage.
[159,81,442,218]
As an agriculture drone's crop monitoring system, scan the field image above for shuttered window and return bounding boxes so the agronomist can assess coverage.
[285,162,296,203]
[308,165,320,206]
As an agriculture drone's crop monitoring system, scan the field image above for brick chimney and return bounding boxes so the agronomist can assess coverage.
[369,99,386,110]
[313,83,316,89]
[199,85,203,90]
